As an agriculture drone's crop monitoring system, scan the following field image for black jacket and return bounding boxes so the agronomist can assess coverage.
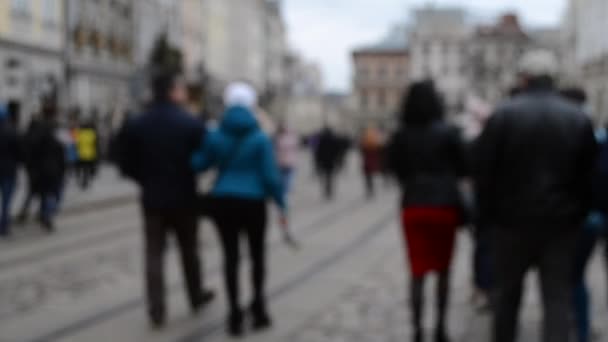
[315,129,343,171]
[475,88,597,229]
[0,121,20,180]
[387,122,467,208]
[24,120,65,193]
[116,102,204,210]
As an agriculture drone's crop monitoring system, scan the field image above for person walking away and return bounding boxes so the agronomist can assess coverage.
[387,81,467,342]
[315,126,342,200]
[0,105,20,237]
[191,82,288,337]
[561,87,606,342]
[27,104,66,232]
[360,125,383,198]
[115,72,214,329]
[475,50,597,342]
[75,120,99,189]
[274,122,298,202]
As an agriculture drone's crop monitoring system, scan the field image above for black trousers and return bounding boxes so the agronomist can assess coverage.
[210,197,267,314]
[493,226,579,342]
[319,169,335,199]
[143,208,204,321]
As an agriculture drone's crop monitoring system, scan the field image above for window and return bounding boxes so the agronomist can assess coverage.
[377,66,388,81]
[377,89,387,109]
[42,0,57,23]
[11,0,30,17]
[360,91,369,110]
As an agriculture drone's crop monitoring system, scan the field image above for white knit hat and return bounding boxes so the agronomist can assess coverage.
[224,82,258,109]
[518,49,559,78]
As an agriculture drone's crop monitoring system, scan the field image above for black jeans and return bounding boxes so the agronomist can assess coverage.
[143,208,204,322]
[210,197,267,315]
[493,226,579,342]
[319,169,335,199]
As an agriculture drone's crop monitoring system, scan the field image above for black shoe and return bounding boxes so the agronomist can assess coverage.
[15,213,28,225]
[192,289,215,314]
[434,329,450,342]
[41,219,55,233]
[413,329,423,342]
[150,316,166,330]
[250,303,272,331]
[227,311,243,337]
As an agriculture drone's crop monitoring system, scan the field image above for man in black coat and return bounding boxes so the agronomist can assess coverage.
[475,50,597,342]
[0,106,20,237]
[314,126,342,199]
[116,72,214,328]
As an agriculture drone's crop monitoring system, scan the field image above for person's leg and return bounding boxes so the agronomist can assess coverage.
[411,276,425,342]
[436,271,451,342]
[17,177,33,221]
[0,178,15,236]
[364,171,374,198]
[143,211,168,326]
[212,202,243,336]
[539,229,579,342]
[39,191,57,232]
[246,201,270,329]
[493,228,532,342]
[172,211,205,311]
[573,228,597,342]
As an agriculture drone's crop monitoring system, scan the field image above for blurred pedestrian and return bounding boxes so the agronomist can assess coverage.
[387,81,467,342]
[359,125,383,198]
[475,50,597,342]
[23,104,66,232]
[274,121,299,203]
[561,87,606,342]
[314,126,342,200]
[75,120,99,189]
[0,104,20,237]
[191,82,288,337]
[115,71,214,329]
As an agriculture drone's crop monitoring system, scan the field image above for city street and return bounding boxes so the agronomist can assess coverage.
[0,156,606,342]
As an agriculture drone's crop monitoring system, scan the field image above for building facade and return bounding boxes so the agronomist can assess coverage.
[564,0,608,124]
[409,7,469,114]
[65,0,135,119]
[285,53,324,135]
[180,0,204,81]
[0,0,65,125]
[468,14,531,105]
[352,25,409,130]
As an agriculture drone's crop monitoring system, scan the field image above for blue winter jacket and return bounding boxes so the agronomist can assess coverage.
[191,106,286,212]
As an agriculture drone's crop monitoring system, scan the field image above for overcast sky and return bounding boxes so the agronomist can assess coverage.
[284,0,568,92]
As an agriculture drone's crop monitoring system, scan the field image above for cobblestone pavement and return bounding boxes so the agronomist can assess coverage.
[1,156,607,342]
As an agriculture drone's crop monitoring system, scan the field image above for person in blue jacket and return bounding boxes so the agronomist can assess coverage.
[192,82,288,337]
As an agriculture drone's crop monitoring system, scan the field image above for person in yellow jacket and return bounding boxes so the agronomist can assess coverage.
[75,121,100,189]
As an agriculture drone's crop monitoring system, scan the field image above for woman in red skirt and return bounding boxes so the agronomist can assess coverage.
[387,81,467,342]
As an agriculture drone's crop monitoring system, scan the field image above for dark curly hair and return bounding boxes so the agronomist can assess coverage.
[399,80,444,126]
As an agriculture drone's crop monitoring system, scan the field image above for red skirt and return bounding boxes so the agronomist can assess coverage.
[401,207,459,277]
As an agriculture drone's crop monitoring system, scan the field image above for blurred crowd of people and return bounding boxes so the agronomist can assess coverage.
[0,103,101,237]
[3,46,608,342]
[386,50,608,342]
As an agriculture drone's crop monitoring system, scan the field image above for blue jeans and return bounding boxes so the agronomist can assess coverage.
[573,213,605,342]
[0,177,16,236]
[281,168,295,196]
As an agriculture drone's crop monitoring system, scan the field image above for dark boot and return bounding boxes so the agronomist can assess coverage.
[413,328,424,342]
[250,302,272,331]
[227,310,244,337]
[434,329,450,342]
[192,289,215,314]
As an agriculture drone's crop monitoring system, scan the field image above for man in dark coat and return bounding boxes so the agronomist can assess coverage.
[115,72,214,328]
[475,50,598,342]
[314,126,342,199]
[0,105,20,237]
